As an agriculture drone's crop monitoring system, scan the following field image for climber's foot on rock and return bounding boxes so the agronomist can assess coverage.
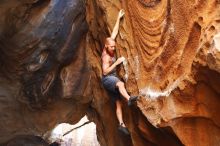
[128,96,138,106]
[118,123,130,135]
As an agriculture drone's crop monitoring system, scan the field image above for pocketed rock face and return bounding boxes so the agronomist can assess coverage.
[86,0,220,146]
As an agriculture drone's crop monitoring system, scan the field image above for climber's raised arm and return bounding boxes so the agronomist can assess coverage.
[110,9,125,40]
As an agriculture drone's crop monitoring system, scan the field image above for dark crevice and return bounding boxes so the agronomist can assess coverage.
[138,0,161,7]
[30,0,51,9]
[131,106,184,146]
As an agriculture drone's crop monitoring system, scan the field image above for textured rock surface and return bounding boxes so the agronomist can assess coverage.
[0,0,91,143]
[1,135,49,146]
[0,0,130,146]
[0,0,220,146]
[86,0,220,146]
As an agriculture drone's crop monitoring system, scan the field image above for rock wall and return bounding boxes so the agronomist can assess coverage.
[86,0,220,146]
[0,0,91,144]
[0,0,220,146]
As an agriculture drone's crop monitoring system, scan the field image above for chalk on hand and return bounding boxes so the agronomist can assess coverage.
[121,57,125,62]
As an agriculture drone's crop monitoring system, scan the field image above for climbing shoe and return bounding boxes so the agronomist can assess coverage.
[118,124,130,135]
[128,96,138,106]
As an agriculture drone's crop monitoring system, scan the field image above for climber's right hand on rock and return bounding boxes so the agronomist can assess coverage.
[116,57,125,65]
[118,9,125,19]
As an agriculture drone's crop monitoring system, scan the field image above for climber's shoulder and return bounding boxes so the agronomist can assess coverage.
[102,50,110,61]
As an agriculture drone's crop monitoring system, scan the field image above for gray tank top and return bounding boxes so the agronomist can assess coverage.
[102,50,117,77]
[110,56,117,76]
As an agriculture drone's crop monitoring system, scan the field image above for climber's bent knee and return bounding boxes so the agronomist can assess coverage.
[116,81,124,88]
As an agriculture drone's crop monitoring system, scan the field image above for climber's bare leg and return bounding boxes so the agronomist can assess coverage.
[116,81,130,101]
[116,100,126,127]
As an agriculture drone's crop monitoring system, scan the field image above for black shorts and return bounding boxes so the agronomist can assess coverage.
[102,75,122,101]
